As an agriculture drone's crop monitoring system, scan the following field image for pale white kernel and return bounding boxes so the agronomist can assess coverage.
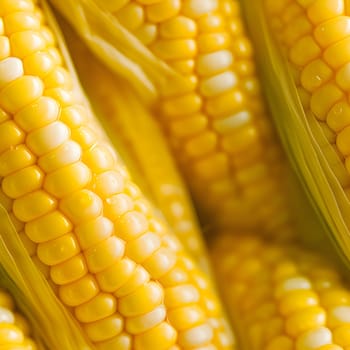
[183,0,218,17]
[331,306,350,323]
[197,50,233,76]
[213,111,251,133]
[179,323,214,347]
[0,307,14,324]
[200,71,237,97]
[296,327,332,350]
[0,57,24,89]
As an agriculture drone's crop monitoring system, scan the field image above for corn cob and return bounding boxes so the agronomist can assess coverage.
[260,0,350,191]
[0,287,37,349]
[50,0,296,239]
[0,0,234,348]
[0,289,37,350]
[59,24,211,274]
[212,233,350,350]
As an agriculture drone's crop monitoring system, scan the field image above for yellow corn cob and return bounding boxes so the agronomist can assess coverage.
[212,233,350,350]
[59,24,211,273]
[0,288,37,349]
[0,0,234,348]
[261,0,350,192]
[59,0,296,239]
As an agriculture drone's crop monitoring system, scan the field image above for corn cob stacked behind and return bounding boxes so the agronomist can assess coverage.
[56,0,297,239]
[212,233,350,350]
[0,0,234,348]
[60,24,211,273]
[262,0,350,193]
[0,288,37,349]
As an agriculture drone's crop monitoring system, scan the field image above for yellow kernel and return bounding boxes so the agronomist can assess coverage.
[232,37,252,58]
[104,193,134,221]
[0,144,35,177]
[168,305,206,330]
[307,0,344,24]
[75,294,117,323]
[114,210,148,241]
[169,113,207,138]
[37,232,80,266]
[320,288,350,308]
[301,59,332,92]
[143,247,177,279]
[284,15,312,46]
[162,92,202,117]
[0,324,24,345]
[310,84,344,120]
[285,306,326,337]
[169,59,195,74]
[265,335,293,350]
[164,284,199,308]
[50,254,87,285]
[182,0,218,18]
[10,31,46,58]
[0,0,34,15]
[184,131,217,158]
[115,3,144,31]
[96,258,136,293]
[95,333,131,350]
[84,314,124,342]
[159,15,196,38]
[60,105,85,128]
[38,140,82,173]
[23,51,55,77]
[0,57,24,89]
[221,125,258,155]
[324,37,350,69]
[205,89,244,118]
[134,322,177,350]
[4,12,40,34]
[126,305,166,335]
[192,153,229,180]
[213,111,251,134]
[150,39,196,60]
[2,165,43,199]
[14,96,59,132]
[134,23,157,45]
[114,265,150,298]
[333,325,350,347]
[314,16,350,47]
[25,210,72,243]
[44,162,91,198]
[59,274,99,307]
[13,190,56,222]
[279,289,319,316]
[289,35,321,67]
[43,67,72,89]
[82,145,114,173]
[92,170,124,198]
[0,36,10,60]
[275,277,312,298]
[126,232,161,263]
[0,121,23,154]
[146,0,180,23]
[44,87,75,107]
[336,62,350,91]
[197,13,224,33]
[26,121,70,156]
[0,75,43,114]
[75,216,113,250]
[178,323,213,348]
[198,32,231,53]
[161,74,197,97]
[60,190,103,224]
[119,281,163,317]
[337,125,350,156]
[328,101,350,131]
[84,236,125,274]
